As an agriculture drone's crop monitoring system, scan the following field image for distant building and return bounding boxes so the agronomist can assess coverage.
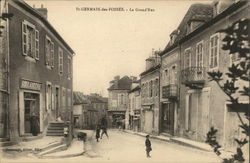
[107,75,137,128]
[0,1,75,142]
[73,92,108,129]
[140,51,160,135]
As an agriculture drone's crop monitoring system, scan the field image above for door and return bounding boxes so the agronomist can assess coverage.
[200,90,210,141]
[55,87,59,118]
[24,92,39,134]
[161,103,174,135]
[144,110,153,133]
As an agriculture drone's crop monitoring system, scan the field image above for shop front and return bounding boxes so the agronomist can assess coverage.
[19,79,43,136]
[132,109,141,132]
[161,102,175,135]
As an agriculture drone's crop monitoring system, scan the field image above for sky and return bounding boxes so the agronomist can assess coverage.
[25,0,211,97]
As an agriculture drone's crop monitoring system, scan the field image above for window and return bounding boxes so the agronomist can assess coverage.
[68,89,71,107]
[45,36,54,67]
[67,57,72,79]
[59,47,63,75]
[46,82,52,111]
[209,34,219,69]
[170,65,177,84]
[22,20,39,60]
[184,48,191,69]
[196,41,203,67]
[149,81,153,97]
[155,79,159,96]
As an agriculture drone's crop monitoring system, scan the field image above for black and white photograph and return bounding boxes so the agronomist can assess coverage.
[0,0,249,162]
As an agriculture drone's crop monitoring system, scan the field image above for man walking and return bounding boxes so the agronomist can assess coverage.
[145,135,152,158]
[100,116,109,139]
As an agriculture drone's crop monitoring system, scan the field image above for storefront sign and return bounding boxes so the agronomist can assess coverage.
[142,105,151,109]
[20,79,42,91]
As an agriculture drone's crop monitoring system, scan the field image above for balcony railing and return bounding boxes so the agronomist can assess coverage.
[181,67,206,88]
[162,84,178,99]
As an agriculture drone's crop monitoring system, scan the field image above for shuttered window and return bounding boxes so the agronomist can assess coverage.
[59,47,63,75]
[22,20,39,60]
[45,35,54,68]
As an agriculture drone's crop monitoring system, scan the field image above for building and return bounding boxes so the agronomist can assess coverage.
[172,0,249,152]
[1,0,75,142]
[88,93,108,119]
[73,92,108,129]
[127,85,141,132]
[107,75,137,128]
[0,0,9,139]
[73,92,91,129]
[140,51,160,135]
[159,4,212,136]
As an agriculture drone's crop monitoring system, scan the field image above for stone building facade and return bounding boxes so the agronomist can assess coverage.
[140,52,160,135]
[1,0,75,142]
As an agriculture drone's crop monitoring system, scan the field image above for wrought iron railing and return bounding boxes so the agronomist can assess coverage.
[162,84,178,99]
[181,67,206,84]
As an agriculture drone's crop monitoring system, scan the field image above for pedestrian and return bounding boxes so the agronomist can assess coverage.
[145,135,152,158]
[30,112,39,136]
[96,124,101,142]
[100,116,109,139]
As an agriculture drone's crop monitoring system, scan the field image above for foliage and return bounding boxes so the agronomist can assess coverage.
[206,18,249,163]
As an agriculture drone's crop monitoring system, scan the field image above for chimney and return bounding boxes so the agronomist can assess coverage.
[114,75,120,81]
[35,4,48,19]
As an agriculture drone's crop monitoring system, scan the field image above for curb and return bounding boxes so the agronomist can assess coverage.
[39,151,85,159]
[123,130,211,152]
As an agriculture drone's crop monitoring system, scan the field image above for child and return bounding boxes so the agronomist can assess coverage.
[96,124,101,142]
[145,135,152,158]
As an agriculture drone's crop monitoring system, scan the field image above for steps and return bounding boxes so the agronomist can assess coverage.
[46,122,65,136]
[0,138,16,147]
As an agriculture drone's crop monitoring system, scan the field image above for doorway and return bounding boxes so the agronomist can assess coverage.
[24,92,40,134]
[161,103,174,135]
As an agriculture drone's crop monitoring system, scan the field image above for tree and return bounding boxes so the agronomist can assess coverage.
[206,18,249,163]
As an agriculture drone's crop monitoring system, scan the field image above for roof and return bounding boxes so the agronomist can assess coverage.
[14,0,75,54]
[128,85,141,93]
[87,95,107,103]
[108,76,133,90]
[159,3,213,56]
[73,92,90,105]
[179,0,247,43]
[140,64,160,77]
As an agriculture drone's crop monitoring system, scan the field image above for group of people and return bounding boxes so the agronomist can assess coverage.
[95,116,109,142]
[94,116,152,158]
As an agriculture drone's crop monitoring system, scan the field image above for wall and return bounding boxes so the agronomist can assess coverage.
[7,2,73,141]
[179,3,249,149]
[141,69,160,134]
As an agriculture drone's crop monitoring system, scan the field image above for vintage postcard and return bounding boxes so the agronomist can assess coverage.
[0,0,249,163]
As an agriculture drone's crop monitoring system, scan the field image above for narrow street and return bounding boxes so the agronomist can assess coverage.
[1,129,221,163]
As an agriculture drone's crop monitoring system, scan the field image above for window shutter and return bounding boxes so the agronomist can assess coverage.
[51,42,54,68]
[35,29,39,60]
[22,21,27,56]
[45,39,49,65]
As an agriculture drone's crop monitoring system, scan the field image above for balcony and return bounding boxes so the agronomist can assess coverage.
[181,67,206,89]
[162,84,178,99]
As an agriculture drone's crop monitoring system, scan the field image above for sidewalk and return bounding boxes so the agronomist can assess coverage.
[2,136,63,152]
[123,129,211,152]
[40,139,84,159]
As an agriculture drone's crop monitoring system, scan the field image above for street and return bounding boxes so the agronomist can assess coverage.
[1,129,221,163]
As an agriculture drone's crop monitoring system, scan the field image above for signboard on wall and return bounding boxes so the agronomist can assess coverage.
[20,78,42,91]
